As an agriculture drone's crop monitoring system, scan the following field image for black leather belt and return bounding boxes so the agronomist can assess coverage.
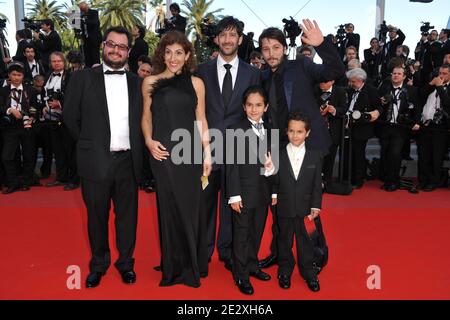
[110,150,130,156]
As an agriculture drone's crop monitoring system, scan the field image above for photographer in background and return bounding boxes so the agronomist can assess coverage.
[345,68,381,189]
[378,67,420,192]
[129,25,149,74]
[33,19,62,72]
[381,25,406,77]
[363,37,382,80]
[78,1,102,67]
[42,52,78,191]
[167,3,187,33]
[23,44,45,85]
[0,62,38,194]
[3,30,29,65]
[417,64,450,192]
[336,23,360,60]
[440,29,450,57]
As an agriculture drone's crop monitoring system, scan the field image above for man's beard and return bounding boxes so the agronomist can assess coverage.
[219,45,238,58]
[103,52,127,69]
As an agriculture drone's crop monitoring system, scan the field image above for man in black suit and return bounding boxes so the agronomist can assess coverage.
[33,19,62,71]
[440,29,450,58]
[167,3,187,33]
[129,25,149,74]
[197,16,261,271]
[226,86,275,295]
[272,112,323,292]
[381,26,406,76]
[0,62,38,194]
[3,29,28,65]
[22,44,45,85]
[64,27,143,288]
[258,21,345,269]
[338,23,360,60]
[417,64,450,192]
[378,67,421,191]
[316,80,348,183]
[79,1,102,67]
[345,68,382,189]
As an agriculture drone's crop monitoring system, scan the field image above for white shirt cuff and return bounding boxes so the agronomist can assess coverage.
[311,208,321,212]
[6,108,12,115]
[264,166,275,177]
[272,194,277,199]
[331,109,337,116]
[228,195,242,204]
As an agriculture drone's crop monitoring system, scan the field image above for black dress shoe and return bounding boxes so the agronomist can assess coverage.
[305,277,320,292]
[144,185,155,193]
[258,254,277,269]
[422,184,436,192]
[278,274,291,289]
[46,180,65,187]
[153,265,162,271]
[352,182,364,190]
[250,269,271,281]
[235,279,254,295]
[21,185,31,192]
[86,272,105,288]
[121,270,136,284]
[383,184,398,192]
[2,185,20,195]
[63,183,79,191]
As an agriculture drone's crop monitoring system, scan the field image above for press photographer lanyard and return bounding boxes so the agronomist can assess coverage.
[391,88,401,124]
[348,91,360,114]
[10,89,24,112]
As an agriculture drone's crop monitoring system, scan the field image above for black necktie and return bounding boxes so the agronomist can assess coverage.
[104,70,126,76]
[52,73,61,77]
[31,64,37,72]
[222,64,232,109]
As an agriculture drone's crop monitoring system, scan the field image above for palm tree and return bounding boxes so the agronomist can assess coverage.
[26,0,67,30]
[96,0,146,32]
[181,0,222,62]
[147,0,166,31]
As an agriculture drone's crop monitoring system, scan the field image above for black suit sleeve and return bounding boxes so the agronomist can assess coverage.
[303,38,346,83]
[0,88,8,115]
[63,71,83,140]
[225,133,241,200]
[332,87,348,117]
[311,153,323,210]
[347,33,360,51]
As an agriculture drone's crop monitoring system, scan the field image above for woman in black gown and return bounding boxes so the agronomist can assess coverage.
[141,31,212,288]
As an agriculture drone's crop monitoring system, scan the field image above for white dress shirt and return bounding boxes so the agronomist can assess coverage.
[391,85,403,124]
[287,142,306,180]
[44,71,63,92]
[103,64,130,151]
[28,59,40,78]
[348,84,364,114]
[6,84,24,114]
[217,54,239,93]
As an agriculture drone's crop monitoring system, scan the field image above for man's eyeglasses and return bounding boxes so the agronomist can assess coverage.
[103,40,129,52]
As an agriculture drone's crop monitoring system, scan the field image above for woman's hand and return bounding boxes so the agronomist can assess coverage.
[203,152,212,177]
[146,139,169,161]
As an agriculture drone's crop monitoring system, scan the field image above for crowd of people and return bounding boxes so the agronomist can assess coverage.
[0,2,449,296]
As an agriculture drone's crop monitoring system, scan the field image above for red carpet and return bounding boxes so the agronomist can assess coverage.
[1,181,449,300]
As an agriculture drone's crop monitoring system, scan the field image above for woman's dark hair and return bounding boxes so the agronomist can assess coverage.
[103,26,133,48]
[259,27,287,49]
[242,85,268,106]
[287,111,310,131]
[216,16,244,37]
[152,31,196,75]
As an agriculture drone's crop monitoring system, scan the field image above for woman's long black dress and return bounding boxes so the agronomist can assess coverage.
[150,73,206,288]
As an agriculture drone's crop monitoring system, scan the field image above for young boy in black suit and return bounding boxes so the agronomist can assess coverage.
[272,112,323,292]
[226,85,277,295]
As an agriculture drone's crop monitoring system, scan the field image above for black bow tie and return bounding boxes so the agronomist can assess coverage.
[104,70,126,75]
[31,64,37,71]
[11,88,22,93]
[52,73,61,77]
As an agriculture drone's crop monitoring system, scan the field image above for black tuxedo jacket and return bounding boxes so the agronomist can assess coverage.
[262,38,345,154]
[378,82,421,128]
[419,83,450,129]
[12,39,29,63]
[35,30,62,66]
[272,147,323,218]
[383,29,406,62]
[197,58,261,134]
[347,83,382,140]
[63,66,143,183]
[226,119,274,209]
[0,84,38,127]
[43,70,71,106]
[23,60,45,84]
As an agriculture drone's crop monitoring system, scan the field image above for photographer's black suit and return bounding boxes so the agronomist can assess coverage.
[315,85,348,182]
[381,29,406,75]
[23,60,45,85]
[12,39,29,64]
[226,119,273,281]
[345,83,382,186]
[378,83,420,186]
[34,30,62,71]
[129,37,149,74]
[417,83,450,188]
[197,58,261,263]
[272,146,323,281]
[170,15,187,33]
[63,65,143,273]
[0,85,38,189]
[81,9,102,67]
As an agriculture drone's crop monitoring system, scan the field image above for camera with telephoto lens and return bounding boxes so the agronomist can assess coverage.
[350,110,372,124]
[0,18,6,29]
[21,18,44,32]
[335,24,347,44]
[420,22,434,36]
[319,91,332,111]
[46,88,63,104]
[282,17,302,47]
[427,108,449,126]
